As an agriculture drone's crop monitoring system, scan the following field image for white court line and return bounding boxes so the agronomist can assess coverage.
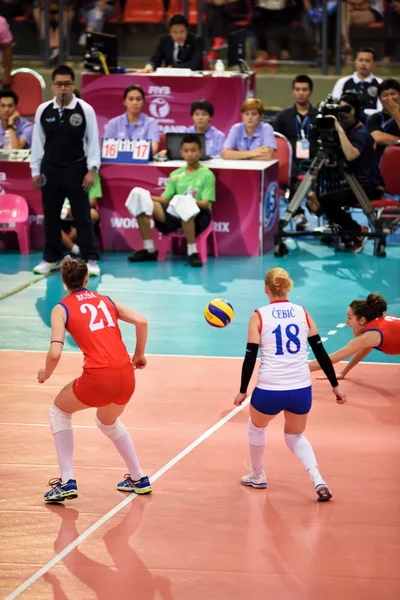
[3,396,250,600]
[0,348,397,366]
[327,330,337,335]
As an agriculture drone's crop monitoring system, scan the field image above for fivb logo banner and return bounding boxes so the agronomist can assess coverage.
[147,86,172,120]
[264,182,278,232]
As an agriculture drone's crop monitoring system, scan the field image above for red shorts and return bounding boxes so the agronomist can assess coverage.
[73,364,135,408]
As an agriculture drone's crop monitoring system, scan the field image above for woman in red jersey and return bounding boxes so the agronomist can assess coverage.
[38,256,151,502]
[310,293,400,379]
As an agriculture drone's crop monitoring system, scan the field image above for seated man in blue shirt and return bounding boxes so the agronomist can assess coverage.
[0,90,33,149]
[314,92,384,253]
[186,99,225,157]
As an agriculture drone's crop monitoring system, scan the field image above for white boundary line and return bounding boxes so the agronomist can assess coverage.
[3,396,250,600]
[0,349,397,366]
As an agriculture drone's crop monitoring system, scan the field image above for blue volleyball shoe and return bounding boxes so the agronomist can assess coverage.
[44,478,78,503]
[117,474,152,494]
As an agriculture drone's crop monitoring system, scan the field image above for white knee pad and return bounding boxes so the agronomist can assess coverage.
[95,417,126,441]
[248,419,267,445]
[49,404,72,435]
[284,432,304,452]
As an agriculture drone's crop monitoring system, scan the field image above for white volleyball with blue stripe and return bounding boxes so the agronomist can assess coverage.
[204,299,234,328]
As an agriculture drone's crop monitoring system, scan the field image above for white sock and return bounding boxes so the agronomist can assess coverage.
[284,433,324,485]
[71,244,80,256]
[53,430,74,483]
[143,239,156,253]
[187,243,197,256]
[248,419,267,475]
[112,431,144,480]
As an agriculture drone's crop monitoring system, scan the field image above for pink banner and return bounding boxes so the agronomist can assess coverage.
[0,161,279,256]
[81,73,256,137]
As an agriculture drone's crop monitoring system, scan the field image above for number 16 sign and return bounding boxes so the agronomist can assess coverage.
[101,139,152,164]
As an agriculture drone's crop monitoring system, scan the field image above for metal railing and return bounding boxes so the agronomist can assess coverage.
[14,0,397,74]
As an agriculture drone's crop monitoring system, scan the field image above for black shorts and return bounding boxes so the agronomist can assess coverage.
[155,205,211,236]
[61,215,101,236]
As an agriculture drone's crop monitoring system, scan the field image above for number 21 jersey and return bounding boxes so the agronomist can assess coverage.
[256,300,311,391]
[59,289,131,369]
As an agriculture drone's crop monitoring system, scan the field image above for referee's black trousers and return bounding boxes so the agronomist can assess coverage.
[41,160,100,263]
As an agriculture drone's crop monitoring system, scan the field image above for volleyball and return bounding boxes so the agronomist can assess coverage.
[204,299,234,328]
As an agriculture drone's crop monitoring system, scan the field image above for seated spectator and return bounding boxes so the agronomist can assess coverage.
[367,79,400,163]
[79,1,116,46]
[186,99,225,157]
[0,90,33,149]
[0,1,24,20]
[139,14,203,74]
[341,2,384,63]
[252,0,297,62]
[60,170,102,256]
[104,85,160,155]
[222,98,276,160]
[127,134,215,268]
[332,48,382,118]
[33,1,75,63]
[384,0,400,63]
[207,0,249,57]
[0,15,12,88]
[273,74,318,230]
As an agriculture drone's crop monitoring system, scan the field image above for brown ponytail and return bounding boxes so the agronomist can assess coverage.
[350,292,387,323]
[61,256,88,290]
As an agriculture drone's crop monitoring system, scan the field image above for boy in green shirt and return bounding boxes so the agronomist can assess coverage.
[128,133,216,267]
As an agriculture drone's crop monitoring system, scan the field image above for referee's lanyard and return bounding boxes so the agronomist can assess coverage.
[295,114,311,158]
[381,114,395,131]
[244,134,257,151]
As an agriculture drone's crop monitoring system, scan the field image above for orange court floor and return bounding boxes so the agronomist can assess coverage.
[1,352,399,600]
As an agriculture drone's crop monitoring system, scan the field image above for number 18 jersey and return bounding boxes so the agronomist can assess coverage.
[59,289,131,370]
[256,300,311,391]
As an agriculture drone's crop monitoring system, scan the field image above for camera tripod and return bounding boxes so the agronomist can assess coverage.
[274,149,389,258]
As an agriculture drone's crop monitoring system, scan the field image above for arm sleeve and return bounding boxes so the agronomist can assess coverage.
[179,36,204,70]
[30,104,47,177]
[214,130,225,156]
[308,334,338,387]
[240,343,259,394]
[272,111,284,134]
[162,175,176,200]
[148,118,160,142]
[82,101,101,170]
[332,77,345,100]
[263,124,277,150]
[19,120,33,148]
[150,37,165,70]
[104,117,117,139]
[199,170,216,202]
[223,124,238,150]
[366,114,379,133]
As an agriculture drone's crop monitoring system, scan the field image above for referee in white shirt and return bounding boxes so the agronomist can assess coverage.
[30,65,101,276]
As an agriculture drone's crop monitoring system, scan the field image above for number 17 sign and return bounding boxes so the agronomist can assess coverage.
[101,139,152,164]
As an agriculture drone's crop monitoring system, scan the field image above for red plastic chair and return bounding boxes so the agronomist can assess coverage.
[156,219,218,262]
[167,0,206,25]
[0,194,30,254]
[233,0,252,27]
[124,0,165,23]
[10,69,45,119]
[158,133,167,152]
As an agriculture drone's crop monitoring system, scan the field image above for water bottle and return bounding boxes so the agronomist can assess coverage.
[215,59,225,76]
[3,129,12,150]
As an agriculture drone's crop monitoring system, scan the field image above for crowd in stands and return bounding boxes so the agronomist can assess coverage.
[0,1,399,63]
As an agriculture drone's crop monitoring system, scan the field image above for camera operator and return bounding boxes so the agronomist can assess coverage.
[311,92,384,253]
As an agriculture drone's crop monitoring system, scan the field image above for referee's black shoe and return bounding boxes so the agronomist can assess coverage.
[127,249,158,262]
[188,252,203,267]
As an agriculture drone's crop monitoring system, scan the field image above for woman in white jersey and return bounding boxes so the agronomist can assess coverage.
[234,268,346,502]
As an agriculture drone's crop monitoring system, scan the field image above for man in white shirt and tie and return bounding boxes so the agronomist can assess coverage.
[139,14,203,73]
